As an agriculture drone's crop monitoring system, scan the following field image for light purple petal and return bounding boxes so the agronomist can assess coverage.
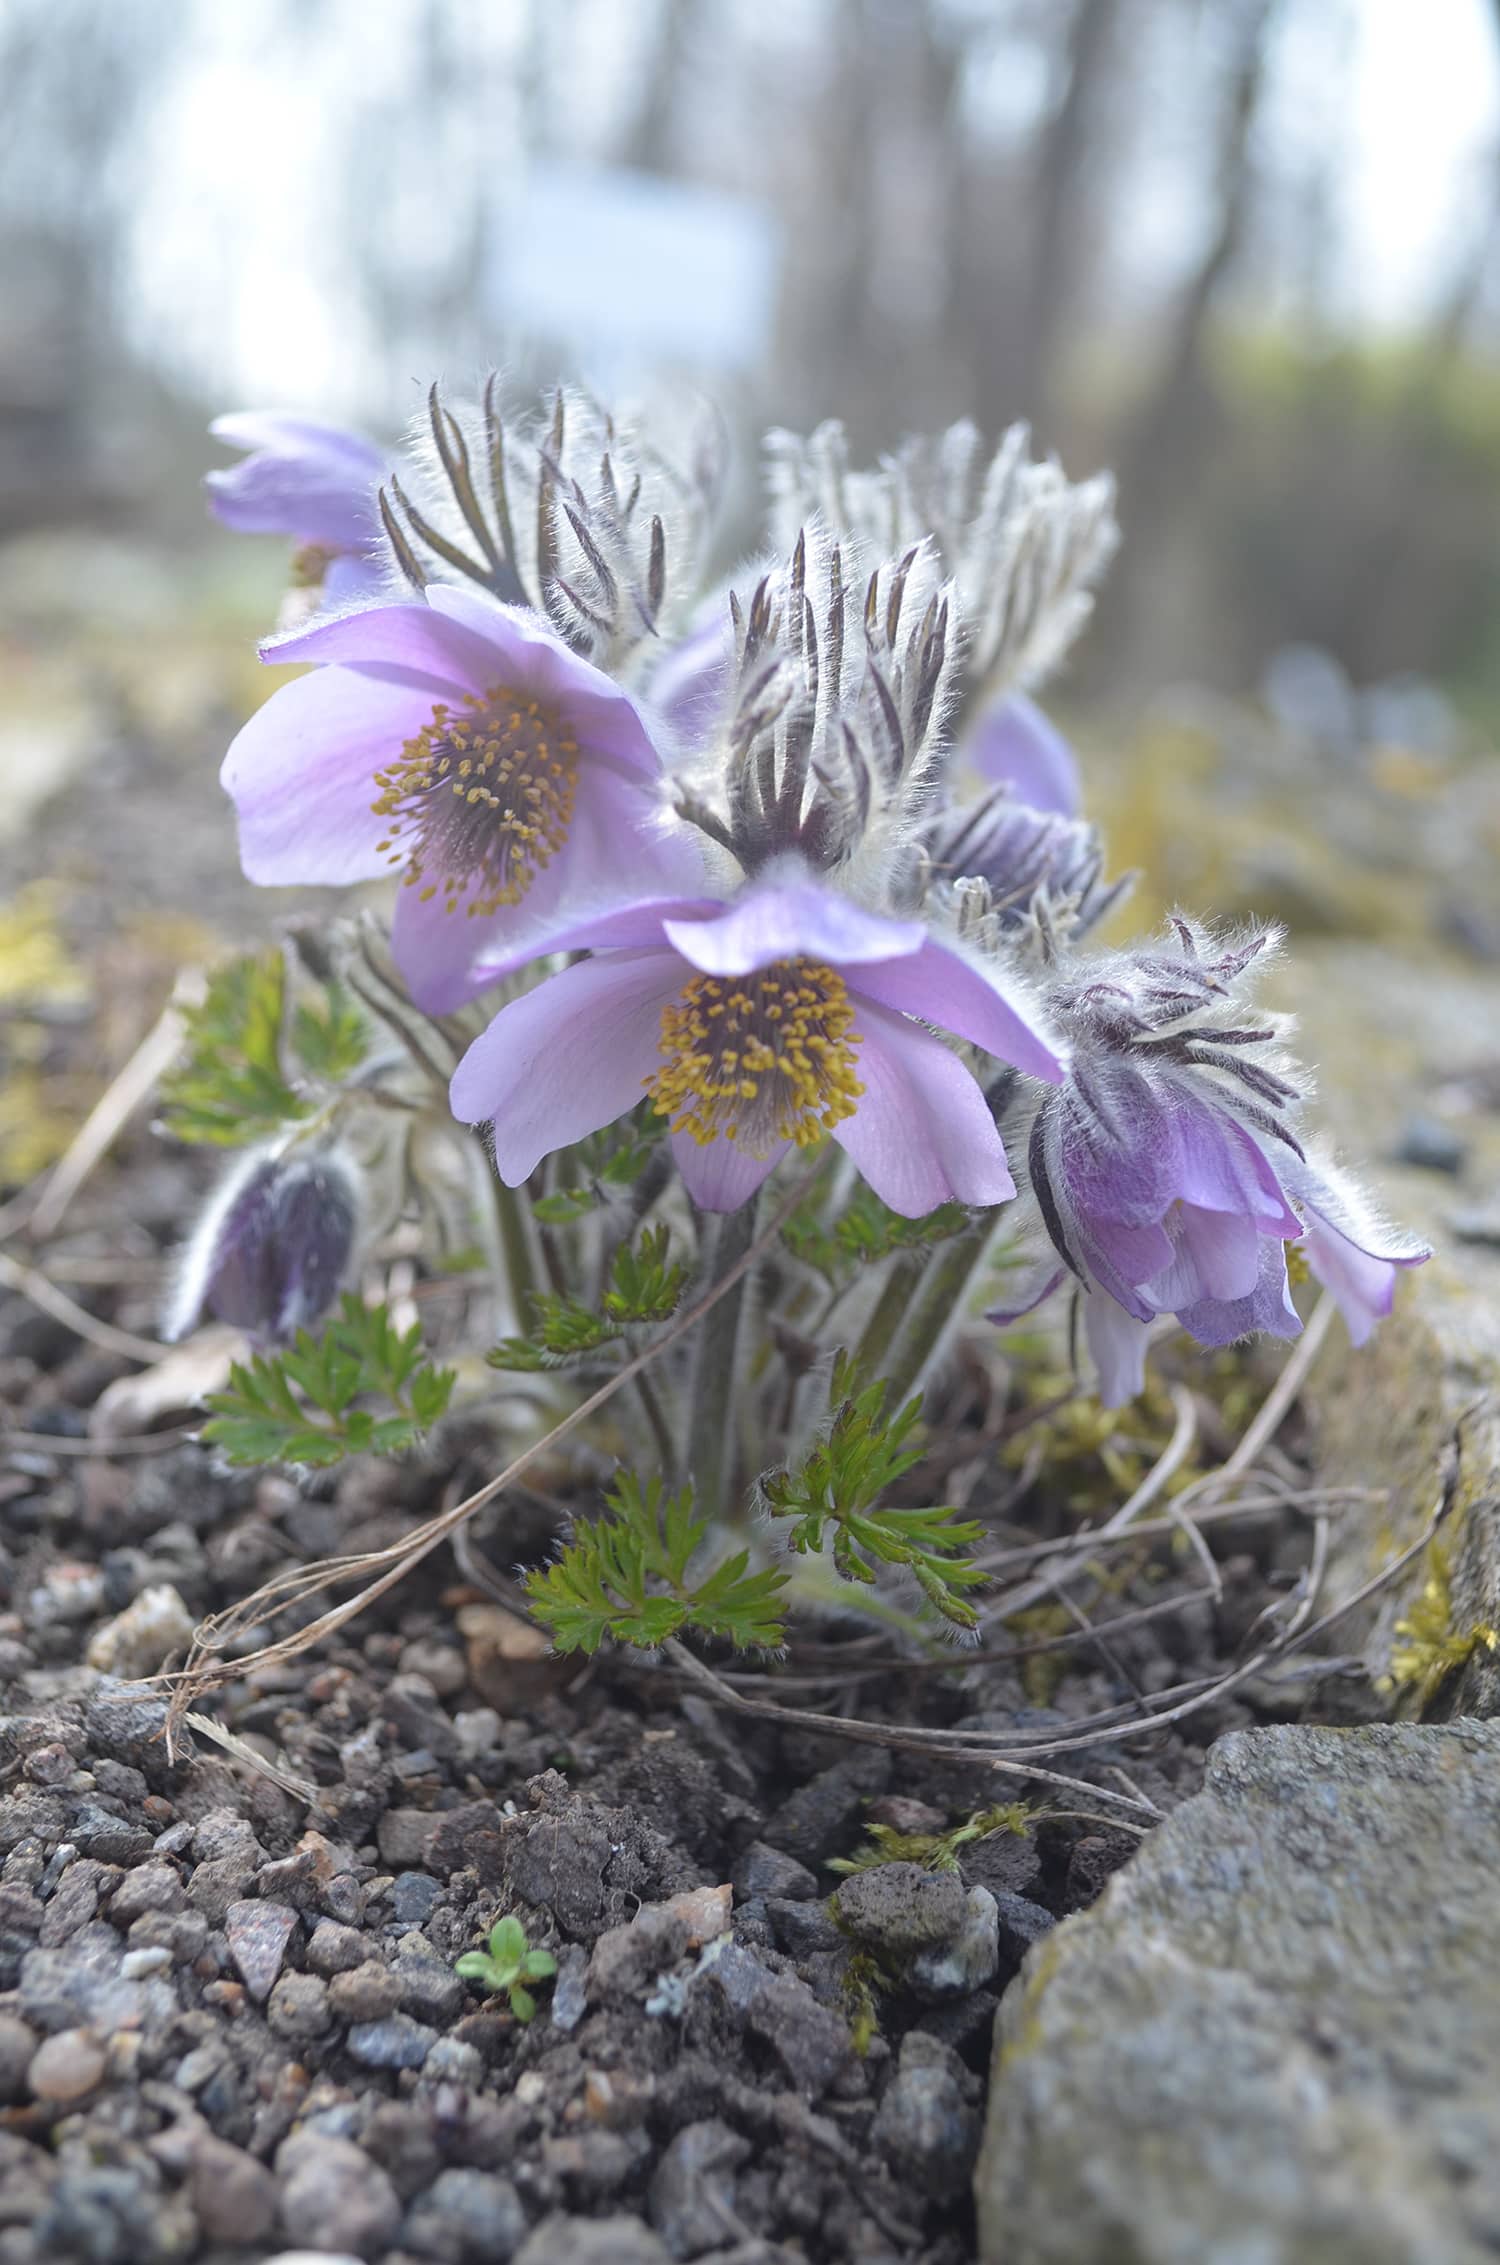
[450,951,683,1184]
[262,598,508,694]
[672,1128,788,1212]
[965,693,1081,817]
[849,936,1066,1083]
[1294,1172,1428,1348]
[665,882,926,978]
[1144,1203,1264,1310]
[207,414,384,553]
[1083,1294,1152,1407]
[1173,1104,1302,1235]
[1081,1214,1176,1289]
[831,1004,1016,1217]
[1057,1064,1187,1228]
[221,666,435,886]
[647,613,731,763]
[1176,1239,1302,1349]
[426,586,665,781]
[467,896,717,989]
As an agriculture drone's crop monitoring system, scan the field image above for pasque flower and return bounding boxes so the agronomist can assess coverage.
[451,868,1066,1215]
[166,1146,360,1344]
[965,692,1081,816]
[221,582,707,1013]
[206,413,387,605]
[989,924,1428,1403]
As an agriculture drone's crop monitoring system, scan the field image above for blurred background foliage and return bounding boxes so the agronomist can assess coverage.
[2,0,1499,1188]
[4,0,1500,711]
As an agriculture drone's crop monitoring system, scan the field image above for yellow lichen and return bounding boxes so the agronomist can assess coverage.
[1381,1541,1498,1714]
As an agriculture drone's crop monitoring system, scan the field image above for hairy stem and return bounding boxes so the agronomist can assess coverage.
[881,1222,995,1406]
[686,1200,760,1528]
[846,1252,921,1389]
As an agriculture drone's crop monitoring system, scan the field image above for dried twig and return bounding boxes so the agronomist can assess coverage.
[0,1250,168,1367]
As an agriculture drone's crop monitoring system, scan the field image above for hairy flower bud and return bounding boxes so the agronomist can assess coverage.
[167,1146,362,1345]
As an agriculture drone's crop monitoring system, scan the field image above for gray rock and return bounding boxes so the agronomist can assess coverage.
[648,2118,751,2258]
[765,1898,841,1958]
[514,2214,670,2265]
[225,1899,297,2003]
[730,1841,818,1903]
[909,1885,999,1999]
[304,1919,367,1975]
[392,1870,444,1927]
[549,1943,589,2033]
[20,1925,176,2036]
[978,1720,1500,2264]
[872,2031,980,2201]
[26,2027,106,2104]
[700,1942,851,2096]
[1286,945,1500,1714]
[991,1889,1056,1970]
[831,1862,967,1957]
[190,2136,277,2247]
[329,1960,403,2022]
[402,2166,528,2261]
[106,1864,184,1927]
[347,2013,438,2069]
[275,2132,401,2255]
[760,1748,889,1866]
[393,1938,467,2026]
[422,2035,485,2087]
[267,1971,332,2041]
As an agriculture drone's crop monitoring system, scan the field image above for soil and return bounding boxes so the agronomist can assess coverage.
[0,600,1333,2265]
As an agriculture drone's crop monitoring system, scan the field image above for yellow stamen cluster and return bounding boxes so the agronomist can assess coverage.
[372,683,579,915]
[646,958,865,1152]
[289,543,338,589]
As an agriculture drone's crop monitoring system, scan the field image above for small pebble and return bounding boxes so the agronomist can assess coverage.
[268,1972,333,2041]
[910,1885,1000,1999]
[329,1962,403,2022]
[225,1900,298,2003]
[305,1920,368,1976]
[120,1947,173,1979]
[346,2013,438,2070]
[391,1871,442,1927]
[28,2028,107,2104]
[85,1584,196,1678]
[421,2034,485,2087]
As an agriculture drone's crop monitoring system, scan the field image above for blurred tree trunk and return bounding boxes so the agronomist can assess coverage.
[1100,0,1278,679]
[1016,0,1118,421]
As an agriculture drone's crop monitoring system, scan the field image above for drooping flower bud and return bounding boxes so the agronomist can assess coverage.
[167,1146,362,1345]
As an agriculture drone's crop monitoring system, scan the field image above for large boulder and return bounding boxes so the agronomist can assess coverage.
[1277,942,1500,1714]
[977,1720,1500,2264]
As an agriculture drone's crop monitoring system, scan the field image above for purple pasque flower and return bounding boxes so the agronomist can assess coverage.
[221,582,709,1014]
[451,867,1066,1216]
[989,922,1429,1404]
[929,794,1130,944]
[166,1145,360,1345]
[207,412,387,605]
[965,692,1081,817]
[641,606,732,765]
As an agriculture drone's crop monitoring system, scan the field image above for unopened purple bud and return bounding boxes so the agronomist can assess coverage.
[168,1148,361,1344]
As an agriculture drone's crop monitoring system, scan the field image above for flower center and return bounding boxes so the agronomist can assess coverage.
[372,683,579,915]
[646,959,865,1152]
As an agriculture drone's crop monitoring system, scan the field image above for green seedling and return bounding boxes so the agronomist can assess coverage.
[453,1915,558,2022]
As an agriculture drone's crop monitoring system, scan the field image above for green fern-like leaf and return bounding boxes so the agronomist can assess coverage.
[525,1470,788,1655]
[201,1295,455,1469]
[488,1226,687,1371]
[783,1184,971,1284]
[161,953,372,1148]
[761,1364,986,1629]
